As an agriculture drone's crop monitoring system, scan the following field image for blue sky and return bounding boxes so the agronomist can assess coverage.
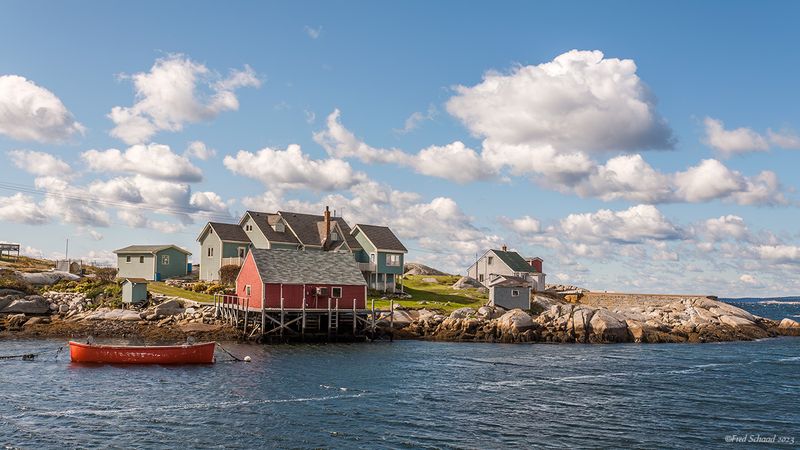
[1,1,800,296]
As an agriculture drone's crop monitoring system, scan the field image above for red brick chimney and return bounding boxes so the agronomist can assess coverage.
[324,206,331,240]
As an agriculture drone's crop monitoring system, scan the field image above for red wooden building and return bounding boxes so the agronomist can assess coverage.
[235,248,367,310]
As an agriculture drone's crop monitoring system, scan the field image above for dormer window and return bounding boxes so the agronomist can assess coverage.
[273,222,285,232]
[330,231,339,241]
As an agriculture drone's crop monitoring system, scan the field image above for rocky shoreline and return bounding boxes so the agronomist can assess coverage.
[3,287,800,345]
[393,295,800,344]
[0,290,240,342]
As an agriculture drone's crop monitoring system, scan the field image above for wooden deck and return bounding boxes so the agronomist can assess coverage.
[213,294,396,342]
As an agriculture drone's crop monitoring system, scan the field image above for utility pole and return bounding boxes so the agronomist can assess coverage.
[65,238,69,261]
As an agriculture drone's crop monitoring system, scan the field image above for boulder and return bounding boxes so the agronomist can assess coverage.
[403,263,448,276]
[0,289,26,297]
[6,313,28,328]
[23,316,49,327]
[779,318,800,329]
[15,271,80,285]
[719,315,756,328]
[589,309,628,343]
[153,299,184,316]
[449,307,476,319]
[497,309,535,331]
[58,304,69,314]
[570,306,595,342]
[451,276,483,290]
[477,306,501,320]
[1,296,50,314]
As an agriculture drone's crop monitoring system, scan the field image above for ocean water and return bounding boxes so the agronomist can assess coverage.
[0,301,799,449]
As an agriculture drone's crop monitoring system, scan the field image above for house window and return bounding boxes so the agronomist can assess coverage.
[161,255,170,265]
[139,256,144,263]
[273,222,285,232]
[511,289,520,297]
[245,285,251,296]
[238,247,246,258]
[370,253,376,263]
[208,247,214,257]
[487,256,493,265]
[386,254,401,266]
[331,231,339,241]
[479,274,484,282]
[126,256,131,263]
[332,287,342,298]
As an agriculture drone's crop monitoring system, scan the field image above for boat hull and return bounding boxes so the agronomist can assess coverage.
[69,341,216,364]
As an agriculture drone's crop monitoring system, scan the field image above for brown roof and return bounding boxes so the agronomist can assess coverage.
[122,278,149,284]
[208,222,250,243]
[245,211,300,245]
[278,211,361,250]
[353,224,407,252]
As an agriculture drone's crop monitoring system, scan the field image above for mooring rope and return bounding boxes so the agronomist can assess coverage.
[215,343,250,363]
[0,346,63,361]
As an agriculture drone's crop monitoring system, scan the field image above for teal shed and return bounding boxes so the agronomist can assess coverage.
[121,278,148,304]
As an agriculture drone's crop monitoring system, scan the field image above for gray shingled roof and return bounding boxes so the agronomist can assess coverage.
[278,211,362,250]
[488,275,530,287]
[246,211,300,245]
[113,245,192,255]
[208,222,251,243]
[354,224,407,252]
[250,249,367,285]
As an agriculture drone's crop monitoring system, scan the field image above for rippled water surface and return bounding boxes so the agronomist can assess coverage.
[1,302,799,449]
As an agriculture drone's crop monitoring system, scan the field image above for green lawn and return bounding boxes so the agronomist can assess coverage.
[369,274,487,313]
[149,281,215,304]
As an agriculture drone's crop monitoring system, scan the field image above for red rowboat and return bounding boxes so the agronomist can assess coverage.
[69,341,216,364]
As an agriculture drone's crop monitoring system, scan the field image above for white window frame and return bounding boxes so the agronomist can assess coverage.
[208,247,214,257]
[238,247,246,258]
[330,231,339,241]
[139,256,144,263]
[487,256,493,265]
[386,254,401,267]
[125,256,131,263]
[511,289,520,297]
[370,253,376,263]
[331,287,342,298]
[161,255,170,265]
[479,274,484,282]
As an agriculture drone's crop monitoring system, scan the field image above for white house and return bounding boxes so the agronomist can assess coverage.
[466,246,546,291]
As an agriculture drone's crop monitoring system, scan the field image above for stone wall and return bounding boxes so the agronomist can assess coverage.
[574,292,717,309]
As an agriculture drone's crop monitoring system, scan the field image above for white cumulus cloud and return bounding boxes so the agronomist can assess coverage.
[109,54,261,144]
[82,143,203,183]
[223,144,367,192]
[446,50,674,153]
[0,75,85,143]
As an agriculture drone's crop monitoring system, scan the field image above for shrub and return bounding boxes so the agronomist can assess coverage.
[191,282,208,292]
[95,268,118,283]
[205,283,227,295]
[103,283,122,299]
[0,277,34,294]
[218,265,240,286]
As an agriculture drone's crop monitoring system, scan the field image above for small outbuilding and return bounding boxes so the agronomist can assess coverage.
[121,278,148,304]
[488,275,531,310]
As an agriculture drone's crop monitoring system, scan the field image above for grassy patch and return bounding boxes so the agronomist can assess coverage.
[149,281,215,303]
[369,274,487,313]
